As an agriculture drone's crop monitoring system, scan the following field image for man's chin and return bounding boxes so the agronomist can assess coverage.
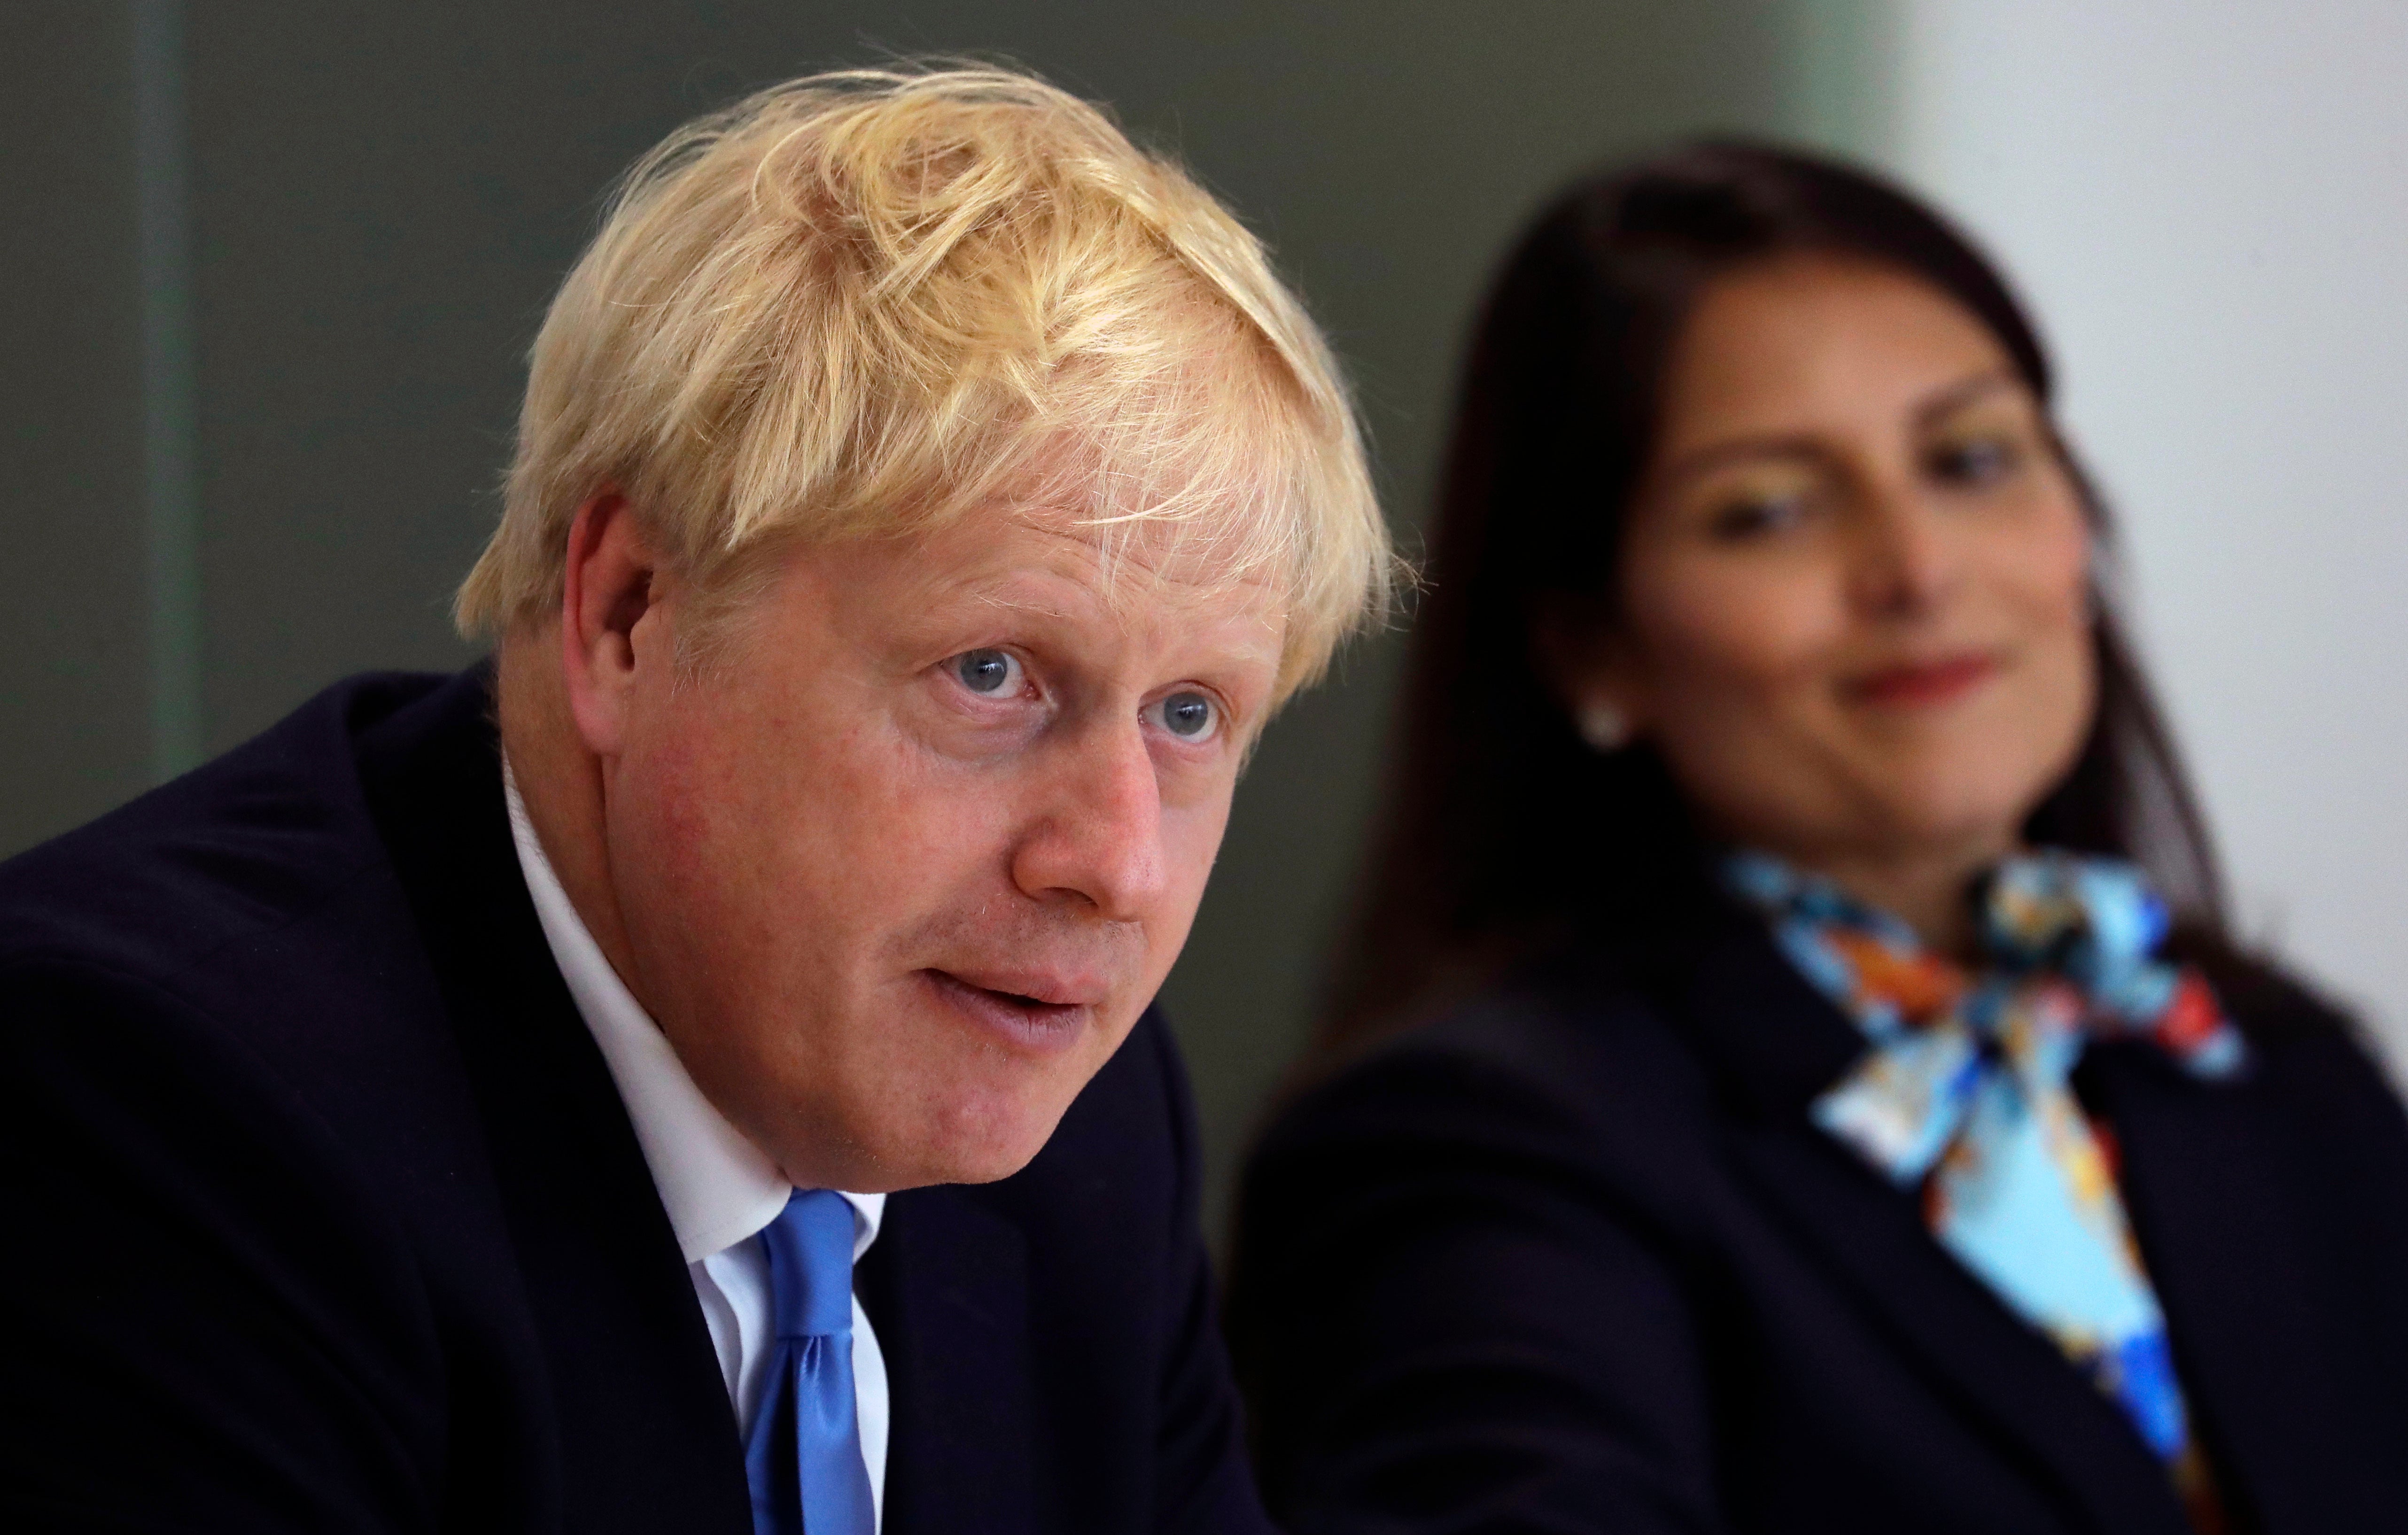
[816,1085,1079,1192]
[839,1007,1133,1188]
[913,1146,1046,1188]
[900,1112,1069,1188]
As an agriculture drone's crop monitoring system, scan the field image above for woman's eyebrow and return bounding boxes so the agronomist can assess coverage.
[1912,368,2021,427]
[1653,368,2027,488]
[1654,432,1828,487]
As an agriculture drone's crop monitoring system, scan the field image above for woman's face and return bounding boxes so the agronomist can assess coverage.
[1568,254,2097,879]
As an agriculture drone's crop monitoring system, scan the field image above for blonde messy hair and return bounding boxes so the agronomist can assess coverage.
[455,63,1390,700]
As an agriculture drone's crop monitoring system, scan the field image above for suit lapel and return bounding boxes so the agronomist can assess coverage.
[1666,917,2194,1535]
[858,1185,1037,1535]
[357,669,751,1535]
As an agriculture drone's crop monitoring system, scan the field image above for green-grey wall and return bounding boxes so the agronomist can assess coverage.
[2,2,1803,1227]
[3,4,153,853]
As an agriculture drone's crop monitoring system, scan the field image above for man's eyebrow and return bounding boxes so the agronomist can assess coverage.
[963,582,1081,620]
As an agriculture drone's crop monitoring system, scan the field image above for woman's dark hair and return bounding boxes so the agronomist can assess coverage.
[1321,139,2236,1054]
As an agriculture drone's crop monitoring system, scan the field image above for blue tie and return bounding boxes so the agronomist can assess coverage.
[743,1189,875,1535]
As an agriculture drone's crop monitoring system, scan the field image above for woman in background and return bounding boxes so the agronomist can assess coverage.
[1228,144,2408,1535]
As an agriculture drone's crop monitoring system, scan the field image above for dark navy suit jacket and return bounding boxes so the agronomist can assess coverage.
[0,667,1272,1534]
[1230,902,2408,1534]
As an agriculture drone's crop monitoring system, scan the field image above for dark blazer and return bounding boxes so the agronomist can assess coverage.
[0,667,1271,1535]
[1229,900,2408,1535]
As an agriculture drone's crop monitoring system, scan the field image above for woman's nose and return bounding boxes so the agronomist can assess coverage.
[1849,480,1959,620]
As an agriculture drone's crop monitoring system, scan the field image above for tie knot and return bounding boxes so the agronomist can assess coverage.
[761,1188,857,1339]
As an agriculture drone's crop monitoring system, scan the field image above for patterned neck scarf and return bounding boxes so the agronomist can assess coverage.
[1724,849,2247,1472]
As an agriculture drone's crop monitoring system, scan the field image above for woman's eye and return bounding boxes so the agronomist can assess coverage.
[950,648,1024,697]
[1146,690,1220,742]
[1709,492,1810,541]
[1926,434,2022,486]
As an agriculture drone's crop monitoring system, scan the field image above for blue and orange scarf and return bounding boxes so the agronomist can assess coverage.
[1725,849,2245,1485]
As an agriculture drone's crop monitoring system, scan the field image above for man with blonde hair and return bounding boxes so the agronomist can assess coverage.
[0,66,1388,1534]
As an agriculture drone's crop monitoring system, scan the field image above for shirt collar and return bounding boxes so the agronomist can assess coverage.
[502,759,884,1264]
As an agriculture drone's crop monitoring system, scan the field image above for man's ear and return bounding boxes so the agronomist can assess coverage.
[559,491,666,759]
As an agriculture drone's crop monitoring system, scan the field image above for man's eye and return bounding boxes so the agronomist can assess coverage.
[951,649,1023,696]
[1146,690,1219,742]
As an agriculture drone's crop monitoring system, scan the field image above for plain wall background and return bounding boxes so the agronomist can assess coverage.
[2,1,1797,1227]
[1,5,152,855]
[1821,0,2408,1079]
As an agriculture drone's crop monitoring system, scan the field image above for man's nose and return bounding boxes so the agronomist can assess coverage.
[1009,718,1167,923]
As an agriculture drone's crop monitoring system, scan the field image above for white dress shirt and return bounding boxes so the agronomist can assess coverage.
[503,765,887,1526]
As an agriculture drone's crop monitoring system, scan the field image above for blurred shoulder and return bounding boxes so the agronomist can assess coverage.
[1251,950,1726,1192]
[2178,930,2396,1071]
[2163,930,2408,1154]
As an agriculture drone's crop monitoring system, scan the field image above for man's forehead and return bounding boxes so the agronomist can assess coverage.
[921,504,1285,628]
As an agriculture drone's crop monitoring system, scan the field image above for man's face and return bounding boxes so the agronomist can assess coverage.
[595,506,1283,1192]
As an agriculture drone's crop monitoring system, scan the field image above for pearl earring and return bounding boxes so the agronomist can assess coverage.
[1576,700,1631,752]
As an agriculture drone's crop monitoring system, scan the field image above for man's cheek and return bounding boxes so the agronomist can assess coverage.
[853,735,986,843]
[1158,807,1230,927]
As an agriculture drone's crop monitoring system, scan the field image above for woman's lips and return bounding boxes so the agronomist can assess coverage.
[920,969,1093,1056]
[1847,652,1999,707]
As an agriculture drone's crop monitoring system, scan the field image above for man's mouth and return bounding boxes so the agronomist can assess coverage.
[919,968,1097,1054]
